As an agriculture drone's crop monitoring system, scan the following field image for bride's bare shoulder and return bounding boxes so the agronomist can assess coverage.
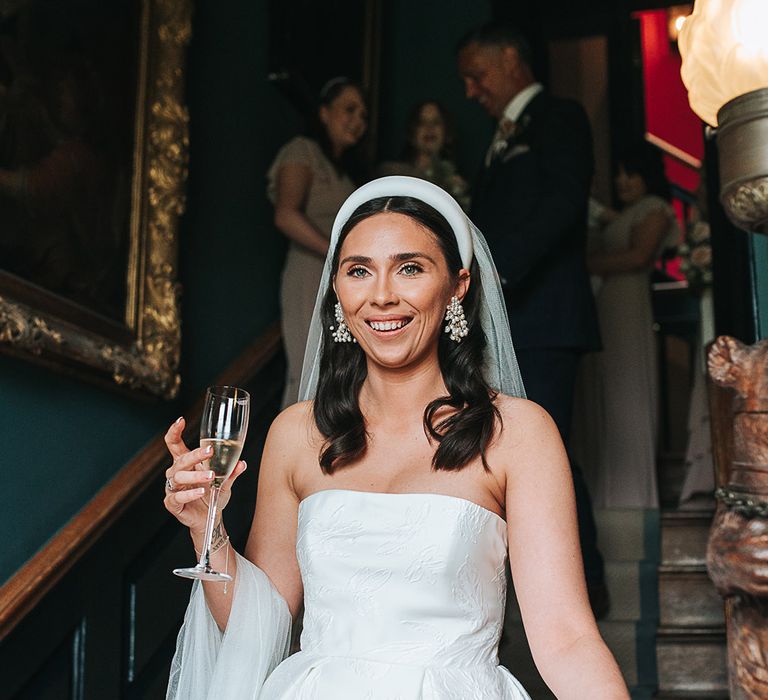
[491,395,570,494]
[493,393,548,418]
[274,399,314,423]
[493,393,561,446]
[269,400,321,446]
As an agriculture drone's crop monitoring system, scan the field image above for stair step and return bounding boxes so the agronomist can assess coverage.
[656,627,728,693]
[600,619,649,688]
[630,688,657,700]
[661,510,713,567]
[595,509,654,562]
[604,561,642,622]
[658,566,724,627]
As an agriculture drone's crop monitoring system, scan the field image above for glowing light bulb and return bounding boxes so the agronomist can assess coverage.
[733,0,768,54]
[680,0,768,125]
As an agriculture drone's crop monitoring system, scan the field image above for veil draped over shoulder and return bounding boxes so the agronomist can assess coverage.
[299,175,525,400]
[167,176,524,700]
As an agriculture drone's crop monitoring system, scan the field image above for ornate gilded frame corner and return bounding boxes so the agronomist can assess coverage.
[0,0,192,399]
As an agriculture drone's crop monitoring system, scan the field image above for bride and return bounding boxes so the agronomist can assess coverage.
[163,176,628,699]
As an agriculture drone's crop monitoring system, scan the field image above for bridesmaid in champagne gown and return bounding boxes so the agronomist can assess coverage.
[572,142,680,509]
[164,177,629,699]
[268,78,367,407]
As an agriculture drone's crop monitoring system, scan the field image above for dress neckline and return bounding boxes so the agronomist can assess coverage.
[298,488,506,525]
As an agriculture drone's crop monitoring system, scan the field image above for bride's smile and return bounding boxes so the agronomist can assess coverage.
[365,316,412,333]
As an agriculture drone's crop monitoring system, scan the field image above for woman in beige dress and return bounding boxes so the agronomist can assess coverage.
[572,142,679,509]
[268,78,367,406]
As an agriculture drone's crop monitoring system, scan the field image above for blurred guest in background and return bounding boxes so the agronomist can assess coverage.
[268,77,368,406]
[572,141,680,509]
[378,100,469,209]
[677,177,714,508]
[458,21,607,615]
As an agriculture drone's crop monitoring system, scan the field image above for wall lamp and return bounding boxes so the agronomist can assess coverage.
[679,0,768,233]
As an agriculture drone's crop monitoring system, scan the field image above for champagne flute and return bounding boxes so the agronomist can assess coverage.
[173,385,250,581]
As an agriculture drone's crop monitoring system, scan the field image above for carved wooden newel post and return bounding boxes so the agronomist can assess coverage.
[707,335,768,700]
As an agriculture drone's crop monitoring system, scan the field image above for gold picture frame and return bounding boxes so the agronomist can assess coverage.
[0,0,191,399]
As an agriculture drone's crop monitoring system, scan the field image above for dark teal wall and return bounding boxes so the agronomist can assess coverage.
[751,236,768,339]
[1,0,296,584]
[178,0,298,400]
[1,356,169,585]
[378,0,493,182]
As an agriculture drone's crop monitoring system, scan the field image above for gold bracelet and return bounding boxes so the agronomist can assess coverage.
[192,537,232,595]
[224,541,230,595]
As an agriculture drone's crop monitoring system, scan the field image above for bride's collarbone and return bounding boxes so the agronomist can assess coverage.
[299,452,503,513]
[291,420,505,512]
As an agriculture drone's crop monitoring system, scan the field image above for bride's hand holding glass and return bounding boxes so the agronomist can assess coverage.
[162,416,247,539]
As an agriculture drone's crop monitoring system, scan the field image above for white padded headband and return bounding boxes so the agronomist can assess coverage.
[329,176,474,269]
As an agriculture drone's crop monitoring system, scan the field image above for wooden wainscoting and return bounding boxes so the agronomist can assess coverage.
[0,323,284,700]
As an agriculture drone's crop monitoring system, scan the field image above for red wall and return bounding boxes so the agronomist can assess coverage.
[637,9,703,194]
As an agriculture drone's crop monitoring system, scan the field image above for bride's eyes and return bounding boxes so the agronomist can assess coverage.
[399,262,423,276]
[347,266,370,278]
[345,263,423,277]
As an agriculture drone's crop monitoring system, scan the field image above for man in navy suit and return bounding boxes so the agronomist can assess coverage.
[458,22,607,614]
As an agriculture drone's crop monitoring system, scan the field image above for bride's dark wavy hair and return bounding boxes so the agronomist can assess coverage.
[313,196,500,473]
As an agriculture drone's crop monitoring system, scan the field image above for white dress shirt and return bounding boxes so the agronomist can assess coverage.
[500,82,543,124]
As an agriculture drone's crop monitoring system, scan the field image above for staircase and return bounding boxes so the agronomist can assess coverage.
[499,508,660,699]
[655,507,728,699]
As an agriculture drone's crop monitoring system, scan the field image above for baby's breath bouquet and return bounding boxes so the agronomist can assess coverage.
[678,219,712,293]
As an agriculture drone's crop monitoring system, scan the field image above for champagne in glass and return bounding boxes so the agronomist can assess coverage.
[200,437,244,487]
[173,385,250,582]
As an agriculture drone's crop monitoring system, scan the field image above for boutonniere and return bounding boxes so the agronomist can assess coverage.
[511,113,532,142]
[489,113,533,164]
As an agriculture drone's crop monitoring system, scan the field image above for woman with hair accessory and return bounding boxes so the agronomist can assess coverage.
[164,177,628,699]
[268,76,368,407]
[378,100,470,210]
[572,141,681,509]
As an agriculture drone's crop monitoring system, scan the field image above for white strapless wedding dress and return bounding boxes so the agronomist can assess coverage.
[168,490,531,700]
